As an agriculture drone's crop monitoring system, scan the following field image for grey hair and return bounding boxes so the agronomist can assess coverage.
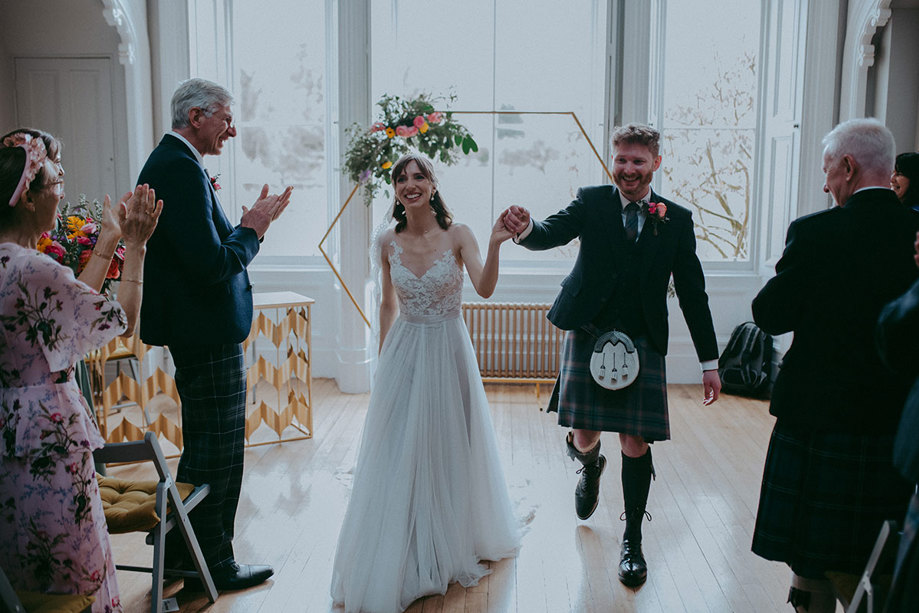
[171,78,233,129]
[822,118,895,175]
[611,123,661,157]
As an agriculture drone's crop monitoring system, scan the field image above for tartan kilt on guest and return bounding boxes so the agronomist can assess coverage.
[752,422,912,577]
[551,329,669,441]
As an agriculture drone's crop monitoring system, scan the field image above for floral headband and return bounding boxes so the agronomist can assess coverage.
[2,132,48,207]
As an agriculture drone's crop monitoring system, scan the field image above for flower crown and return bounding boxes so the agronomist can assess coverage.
[2,132,48,207]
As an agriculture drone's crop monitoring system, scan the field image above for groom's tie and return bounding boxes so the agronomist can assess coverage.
[624,201,640,242]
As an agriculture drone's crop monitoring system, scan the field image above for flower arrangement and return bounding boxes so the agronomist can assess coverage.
[645,201,669,235]
[344,92,479,202]
[36,194,124,294]
[209,172,221,192]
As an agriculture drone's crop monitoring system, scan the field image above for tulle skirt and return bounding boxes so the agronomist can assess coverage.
[331,314,521,613]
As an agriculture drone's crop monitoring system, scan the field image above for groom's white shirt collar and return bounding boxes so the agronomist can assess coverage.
[169,131,205,167]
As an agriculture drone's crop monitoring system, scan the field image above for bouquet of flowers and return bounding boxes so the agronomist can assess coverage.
[37,194,124,294]
[344,92,478,202]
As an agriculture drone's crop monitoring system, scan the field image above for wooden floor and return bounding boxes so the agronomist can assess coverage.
[108,380,821,612]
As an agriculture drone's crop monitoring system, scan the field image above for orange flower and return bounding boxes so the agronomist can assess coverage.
[381,161,392,170]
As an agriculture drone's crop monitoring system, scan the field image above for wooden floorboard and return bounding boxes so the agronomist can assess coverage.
[107,380,838,612]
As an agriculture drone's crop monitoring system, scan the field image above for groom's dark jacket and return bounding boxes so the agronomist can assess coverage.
[137,134,260,347]
[519,184,718,361]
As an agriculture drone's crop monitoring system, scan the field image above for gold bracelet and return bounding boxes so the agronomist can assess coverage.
[121,278,143,285]
[91,250,113,261]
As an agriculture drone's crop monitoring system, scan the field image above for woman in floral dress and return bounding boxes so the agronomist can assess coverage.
[0,128,161,612]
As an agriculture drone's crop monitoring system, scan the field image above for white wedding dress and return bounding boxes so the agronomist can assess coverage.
[330,240,521,613]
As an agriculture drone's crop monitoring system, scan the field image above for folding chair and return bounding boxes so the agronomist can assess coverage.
[0,565,93,613]
[93,432,218,613]
[826,519,900,613]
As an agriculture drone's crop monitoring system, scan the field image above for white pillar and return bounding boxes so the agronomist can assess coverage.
[334,0,373,393]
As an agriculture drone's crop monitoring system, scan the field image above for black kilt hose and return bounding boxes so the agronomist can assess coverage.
[752,422,912,577]
[550,329,669,441]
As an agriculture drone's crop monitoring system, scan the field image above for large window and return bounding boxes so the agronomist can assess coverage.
[369,0,609,266]
[651,0,762,264]
[191,0,773,267]
[190,0,331,259]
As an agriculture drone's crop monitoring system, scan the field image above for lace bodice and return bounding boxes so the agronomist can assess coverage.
[388,240,463,323]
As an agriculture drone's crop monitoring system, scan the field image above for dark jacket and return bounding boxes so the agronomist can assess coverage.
[877,276,919,482]
[137,134,260,347]
[753,188,919,433]
[519,184,718,361]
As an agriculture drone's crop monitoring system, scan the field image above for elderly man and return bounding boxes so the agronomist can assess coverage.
[502,123,721,587]
[751,118,918,612]
[137,78,291,591]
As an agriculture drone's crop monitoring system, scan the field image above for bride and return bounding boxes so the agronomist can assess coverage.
[331,154,521,612]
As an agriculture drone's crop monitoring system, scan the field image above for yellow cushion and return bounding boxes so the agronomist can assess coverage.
[16,591,94,613]
[96,475,195,534]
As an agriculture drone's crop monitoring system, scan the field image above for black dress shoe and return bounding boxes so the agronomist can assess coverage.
[185,561,274,591]
[574,454,606,520]
[618,538,647,587]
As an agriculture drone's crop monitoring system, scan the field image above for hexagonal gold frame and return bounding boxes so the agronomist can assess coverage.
[318,110,613,328]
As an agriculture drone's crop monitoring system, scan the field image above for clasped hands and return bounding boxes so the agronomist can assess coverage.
[241,184,294,239]
[499,205,531,237]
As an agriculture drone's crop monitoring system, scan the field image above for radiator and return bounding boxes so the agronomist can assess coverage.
[461,302,564,385]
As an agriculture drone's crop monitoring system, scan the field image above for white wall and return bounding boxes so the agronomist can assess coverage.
[0,0,131,193]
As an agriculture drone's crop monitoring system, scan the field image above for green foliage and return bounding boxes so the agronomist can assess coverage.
[343,92,478,202]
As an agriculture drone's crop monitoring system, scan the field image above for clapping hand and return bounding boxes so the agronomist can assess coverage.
[241,184,294,239]
[119,184,162,247]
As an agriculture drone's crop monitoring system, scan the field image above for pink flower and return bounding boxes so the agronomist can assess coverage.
[370,122,386,133]
[80,222,97,234]
[50,412,63,423]
[413,115,426,129]
[68,462,80,474]
[77,236,93,246]
[45,241,65,262]
[396,125,419,138]
[648,202,667,218]
[426,112,443,124]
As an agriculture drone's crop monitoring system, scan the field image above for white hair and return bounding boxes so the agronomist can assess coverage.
[171,78,233,129]
[822,118,895,176]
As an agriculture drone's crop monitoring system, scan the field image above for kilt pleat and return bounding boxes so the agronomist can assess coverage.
[556,329,669,441]
[752,422,912,576]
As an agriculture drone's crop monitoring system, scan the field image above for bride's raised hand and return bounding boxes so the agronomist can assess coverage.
[490,210,515,245]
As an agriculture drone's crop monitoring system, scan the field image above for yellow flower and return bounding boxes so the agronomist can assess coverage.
[381,161,393,170]
[65,215,85,231]
[419,122,429,134]
[385,128,395,139]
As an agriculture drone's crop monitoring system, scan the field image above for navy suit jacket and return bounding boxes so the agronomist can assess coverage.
[519,184,718,361]
[137,134,260,347]
[753,188,919,433]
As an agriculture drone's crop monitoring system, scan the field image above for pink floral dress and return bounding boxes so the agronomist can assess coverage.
[0,242,126,612]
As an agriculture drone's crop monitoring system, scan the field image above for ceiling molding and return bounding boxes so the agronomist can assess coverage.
[101,0,136,65]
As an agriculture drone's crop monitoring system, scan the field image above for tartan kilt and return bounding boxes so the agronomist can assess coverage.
[752,422,912,576]
[552,329,669,441]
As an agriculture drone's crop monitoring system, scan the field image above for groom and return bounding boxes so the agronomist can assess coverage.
[137,78,291,590]
[502,123,720,587]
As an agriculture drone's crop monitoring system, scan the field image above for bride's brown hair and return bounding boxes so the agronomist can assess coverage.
[390,154,453,234]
